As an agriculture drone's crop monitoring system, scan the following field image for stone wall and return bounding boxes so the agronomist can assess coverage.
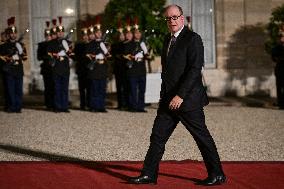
[210,0,284,97]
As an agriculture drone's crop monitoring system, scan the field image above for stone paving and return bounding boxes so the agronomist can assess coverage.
[0,99,283,162]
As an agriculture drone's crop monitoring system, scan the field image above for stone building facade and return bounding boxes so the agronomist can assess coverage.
[0,0,283,97]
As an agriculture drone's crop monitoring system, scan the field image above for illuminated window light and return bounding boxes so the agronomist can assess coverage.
[65,8,74,14]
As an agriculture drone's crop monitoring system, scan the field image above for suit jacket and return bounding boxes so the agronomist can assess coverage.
[160,26,209,111]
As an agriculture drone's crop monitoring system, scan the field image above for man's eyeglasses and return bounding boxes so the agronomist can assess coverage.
[164,15,182,22]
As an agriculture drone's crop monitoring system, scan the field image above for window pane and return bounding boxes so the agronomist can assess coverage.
[192,0,215,66]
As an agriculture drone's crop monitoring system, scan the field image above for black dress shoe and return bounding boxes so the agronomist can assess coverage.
[53,108,60,113]
[136,109,147,113]
[5,109,14,113]
[128,175,157,185]
[127,108,137,112]
[196,175,226,186]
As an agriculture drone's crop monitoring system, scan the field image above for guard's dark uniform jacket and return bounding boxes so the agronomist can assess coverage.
[111,40,128,109]
[74,41,88,76]
[85,40,108,80]
[1,40,24,77]
[37,40,54,109]
[123,40,146,77]
[47,38,70,76]
[112,41,126,76]
[38,40,52,75]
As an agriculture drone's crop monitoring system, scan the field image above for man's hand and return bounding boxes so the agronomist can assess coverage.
[169,95,183,110]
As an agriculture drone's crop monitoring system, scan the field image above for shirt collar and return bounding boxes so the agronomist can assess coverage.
[172,25,184,38]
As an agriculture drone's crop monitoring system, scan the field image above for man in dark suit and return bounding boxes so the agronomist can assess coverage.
[128,4,226,186]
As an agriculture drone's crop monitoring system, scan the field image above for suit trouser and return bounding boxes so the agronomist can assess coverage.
[128,76,146,111]
[142,107,224,180]
[53,74,69,110]
[1,73,8,109]
[89,79,107,110]
[78,75,89,109]
[4,73,23,111]
[115,72,128,108]
[42,74,54,108]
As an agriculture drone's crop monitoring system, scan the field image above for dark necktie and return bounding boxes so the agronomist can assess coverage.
[170,35,176,47]
[168,35,176,55]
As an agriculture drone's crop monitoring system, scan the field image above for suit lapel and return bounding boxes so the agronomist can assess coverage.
[164,34,171,56]
[161,34,171,66]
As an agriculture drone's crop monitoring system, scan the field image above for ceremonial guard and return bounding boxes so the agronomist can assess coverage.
[74,25,89,110]
[85,17,109,112]
[1,17,27,113]
[122,18,148,112]
[111,20,128,110]
[37,21,54,110]
[47,17,71,112]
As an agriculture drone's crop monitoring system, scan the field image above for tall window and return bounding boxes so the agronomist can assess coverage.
[167,0,216,67]
[30,0,78,89]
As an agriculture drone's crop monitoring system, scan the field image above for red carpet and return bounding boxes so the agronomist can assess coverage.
[0,160,283,189]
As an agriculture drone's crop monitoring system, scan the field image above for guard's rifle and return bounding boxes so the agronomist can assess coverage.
[47,51,66,67]
[123,44,142,69]
[0,48,20,65]
[102,29,110,43]
[17,28,30,43]
[60,28,76,58]
[141,31,153,73]
[86,52,97,70]
[17,28,30,61]
[0,55,12,63]
[64,28,76,41]
[47,52,60,67]
[101,29,112,59]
